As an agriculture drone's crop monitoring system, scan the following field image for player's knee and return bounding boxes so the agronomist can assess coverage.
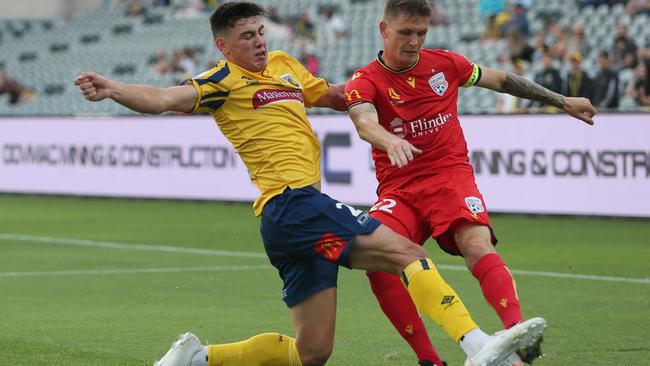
[298,344,332,366]
[390,237,427,274]
[456,227,495,266]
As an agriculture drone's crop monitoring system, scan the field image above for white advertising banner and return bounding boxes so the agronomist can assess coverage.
[0,114,649,217]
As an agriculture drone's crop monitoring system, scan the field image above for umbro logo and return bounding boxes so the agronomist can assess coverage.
[441,295,455,305]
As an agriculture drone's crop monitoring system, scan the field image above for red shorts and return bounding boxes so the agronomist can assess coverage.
[369,169,497,256]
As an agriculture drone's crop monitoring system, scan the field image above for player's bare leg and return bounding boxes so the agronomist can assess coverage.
[455,224,541,364]
[290,287,337,366]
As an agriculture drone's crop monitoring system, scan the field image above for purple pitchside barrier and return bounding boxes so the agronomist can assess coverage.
[0,113,649,217]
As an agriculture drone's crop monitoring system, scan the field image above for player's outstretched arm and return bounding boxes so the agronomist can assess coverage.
[74,72,197,115]
[476,67,597,125]
[348,102,422,168]
[313,84,347,111]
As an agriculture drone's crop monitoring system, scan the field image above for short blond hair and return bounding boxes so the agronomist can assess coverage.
[383,0,432,20]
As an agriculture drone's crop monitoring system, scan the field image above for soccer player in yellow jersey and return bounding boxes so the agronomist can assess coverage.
[75,3,545,366]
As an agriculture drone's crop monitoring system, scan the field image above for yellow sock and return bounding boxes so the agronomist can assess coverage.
[401,258,478,342]
[208,333,302,366]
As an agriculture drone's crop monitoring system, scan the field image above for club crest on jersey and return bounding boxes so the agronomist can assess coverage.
[429,72,448,96]
[464,196,485,214]
[280,73,301,88]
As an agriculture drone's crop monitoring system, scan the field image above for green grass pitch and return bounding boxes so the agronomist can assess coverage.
[1,194,649,365]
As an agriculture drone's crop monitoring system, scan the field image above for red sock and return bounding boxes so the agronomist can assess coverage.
[472,253,523,329]
[367,271,443,365]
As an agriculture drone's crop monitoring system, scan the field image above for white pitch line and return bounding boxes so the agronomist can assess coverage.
[436,264,650,285]
[0,265,271,278]
[0,233,267,258]
[1,233,649,285]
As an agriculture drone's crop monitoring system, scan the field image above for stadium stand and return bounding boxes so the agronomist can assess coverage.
[0,0,648,116]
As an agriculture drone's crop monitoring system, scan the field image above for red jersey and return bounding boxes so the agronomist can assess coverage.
[345,49,481,195]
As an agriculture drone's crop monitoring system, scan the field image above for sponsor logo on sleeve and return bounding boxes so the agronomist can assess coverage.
[345,89,361,102]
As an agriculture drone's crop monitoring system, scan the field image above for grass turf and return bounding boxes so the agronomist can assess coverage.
[0,194,649,365]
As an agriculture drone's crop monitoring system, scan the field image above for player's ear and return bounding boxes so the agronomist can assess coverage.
[379,20,388,39]
[216,37,228,55]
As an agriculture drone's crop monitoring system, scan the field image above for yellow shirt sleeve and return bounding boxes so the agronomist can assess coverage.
[281,51,329,107]
[187,63,232,114]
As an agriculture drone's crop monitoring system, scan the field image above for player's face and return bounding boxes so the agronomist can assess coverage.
[218,16,268,72]
[380,14,428,69]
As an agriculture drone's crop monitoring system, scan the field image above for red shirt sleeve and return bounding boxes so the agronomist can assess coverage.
[344,70,377,109]
[445,50,480,87]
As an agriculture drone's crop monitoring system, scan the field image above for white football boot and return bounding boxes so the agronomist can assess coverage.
[464,317,546,366]
[154,332,203,366]
[498,352,524,366]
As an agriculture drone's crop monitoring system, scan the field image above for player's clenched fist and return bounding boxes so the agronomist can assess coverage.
[74,72,112,102]
[562,96,597,126]
[386,137,422,168]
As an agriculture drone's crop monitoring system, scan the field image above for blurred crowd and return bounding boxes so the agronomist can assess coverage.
[144,2,347,79]
[2,0,648,112]
[0,70,32,105]
[461,0,650,111]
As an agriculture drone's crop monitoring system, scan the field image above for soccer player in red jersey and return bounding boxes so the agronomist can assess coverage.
[345,1,597,365]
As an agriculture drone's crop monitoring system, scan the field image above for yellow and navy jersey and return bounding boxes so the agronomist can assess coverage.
[186,50,329,216]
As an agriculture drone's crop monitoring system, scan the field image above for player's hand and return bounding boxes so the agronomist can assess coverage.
[386,137,422,168]
[563,97,597,125]
[74,72,113,102]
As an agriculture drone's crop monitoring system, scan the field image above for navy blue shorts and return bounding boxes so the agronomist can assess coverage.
[260,186,382,307]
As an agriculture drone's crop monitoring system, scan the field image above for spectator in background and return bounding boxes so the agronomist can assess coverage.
[322,7,346,44]
[268,7,284,24]
[530,51,563,108]
[152,49,173,76]
[612,25,638,71]
[428,0,450,26]
[178,47,198,75]
[564,51,594,100]
[530,31,548,63]
[294,12,316,41]
[175,0,204,18]
[578,0,616,9]
[0,70,33,104]
[480,15,501,41]
[478,0,505,17]
[125,0,147,18]
[625,0,650,16]
[593,50,620,109]
[565,24,591,62]
[622,62,650,107]
[299,42,320,76]
[549,25,569,60]
[502,3,529,37]
[506,28,534,62]
[152,0,170,7]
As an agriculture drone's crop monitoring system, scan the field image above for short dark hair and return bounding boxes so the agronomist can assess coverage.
[210,2,267,36]
[383,0,431,20]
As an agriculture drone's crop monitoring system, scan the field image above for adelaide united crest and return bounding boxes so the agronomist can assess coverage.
[428,71,448,96]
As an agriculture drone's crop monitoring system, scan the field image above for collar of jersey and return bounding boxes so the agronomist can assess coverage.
[376,50,419,73]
